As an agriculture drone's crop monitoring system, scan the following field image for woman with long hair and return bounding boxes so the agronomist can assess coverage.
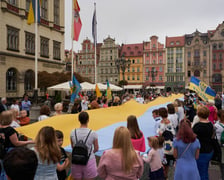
[127,115,146,153]
[193,106,214,180]
[33,126,61,180]
[173,119,200,180]
[97,126,143,179]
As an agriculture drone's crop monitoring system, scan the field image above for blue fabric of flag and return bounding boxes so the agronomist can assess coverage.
[70,75,81,103]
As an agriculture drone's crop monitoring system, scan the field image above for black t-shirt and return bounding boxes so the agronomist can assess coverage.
[0,126,18,149]
[193,122,213,153]
[57,147,68,180]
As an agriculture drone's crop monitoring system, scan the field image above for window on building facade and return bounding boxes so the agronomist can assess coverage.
[137,76,140,80]
[26,0,30,11]
[7,26,19,51]
[137,67,140,72]
[159,67,162,72]
[6,68,17,91]
[146,76,148,81]
[188,52,191,58]
[54,0,60,25]
[53,41,61,60]
[24,70,34,91]
[194,50,200,57]
[127,76,130,80]
[219,43,223,49]
[153,53,155,56]
[41,0,48,19]
[220,63,222,70]
[219,53,222,60]
[188,71,191,77]
[203,70,206,76]
[188,60,191,66]
[110,56,112,60]
[132,76,135,80]
[153,44,156,48]
[194,70,200,77]
[203,50,207,57]
[213,54,216,60]
[159,76,162,81]
[159,59,162,64]
[153,60,155,64]
[132,60,135,64]
[132,67,135,72]
[137,59,140,63]
[146,67,149,72]
[146,53,149,57]
[8,0,17,6]
[127,67,130,72]
[40,37,49,57]
[213,43,217,50]
[25,32,35,54]
[159,52,162,56]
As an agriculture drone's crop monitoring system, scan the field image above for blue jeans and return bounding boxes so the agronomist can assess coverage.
[196,152,213,180]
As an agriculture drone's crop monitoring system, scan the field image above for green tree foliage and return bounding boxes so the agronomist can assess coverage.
[118,80,128,86]
[38,71,90,92]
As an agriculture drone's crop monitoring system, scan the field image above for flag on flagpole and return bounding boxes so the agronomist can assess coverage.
[106,80,112,100]
[73,0,82,41]
[27,0,41,25]
[189,76,216,101]
[95,84,102,98]
[69,75,81,103]
[92,3,97,44]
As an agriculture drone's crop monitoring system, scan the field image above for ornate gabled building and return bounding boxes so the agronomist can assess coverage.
[165,36,185,92]
[0,0,65,98]
[98,36,119,84]
[76,38,97,83]
[208,21,224,93]
[143,36,166,87]
[184,30,210,88]
[120,43,143,85]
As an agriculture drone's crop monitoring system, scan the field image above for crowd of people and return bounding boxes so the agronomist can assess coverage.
[0,92,224,180]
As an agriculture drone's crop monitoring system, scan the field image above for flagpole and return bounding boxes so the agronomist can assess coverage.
[71,0,74,80]
[34,0,38,104]
[93,3,97,83]
[71,41,74,79]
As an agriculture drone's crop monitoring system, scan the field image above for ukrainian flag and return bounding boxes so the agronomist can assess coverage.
[27,0,41,25]
[189,76,216,101]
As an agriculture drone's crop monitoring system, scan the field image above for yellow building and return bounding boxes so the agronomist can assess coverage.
[0,0,65,98]
[120,44,143,85]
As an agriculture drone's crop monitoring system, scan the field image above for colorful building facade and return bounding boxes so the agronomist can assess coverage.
[143,36,166,88]
[165,36,185,92]
[120,43,143,85]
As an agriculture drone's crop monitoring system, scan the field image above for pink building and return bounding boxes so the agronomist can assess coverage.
[143,36,166,87]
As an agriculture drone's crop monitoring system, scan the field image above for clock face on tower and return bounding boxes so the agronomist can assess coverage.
[221,29,224,37]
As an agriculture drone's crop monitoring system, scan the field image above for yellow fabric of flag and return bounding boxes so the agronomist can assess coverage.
[27,2,35,25]
[95,84,102,98]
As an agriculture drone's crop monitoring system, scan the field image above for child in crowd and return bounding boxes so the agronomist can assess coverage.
[55,130,69,180]
[152,109,161,135]
[142,136,164,180]
[17,110,30,126]
[157,135,167,165]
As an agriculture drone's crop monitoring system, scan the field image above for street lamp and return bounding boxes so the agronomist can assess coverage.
[115,55,131,81]
[148,67,158,82]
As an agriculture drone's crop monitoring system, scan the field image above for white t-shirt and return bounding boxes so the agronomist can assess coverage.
[168,114,178,129]
[70,128,98,160]
[215,121,224,143]
[10,104,20,112]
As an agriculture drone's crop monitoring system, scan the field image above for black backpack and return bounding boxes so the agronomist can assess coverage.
[0,133,6,159]
[72,129,92,165]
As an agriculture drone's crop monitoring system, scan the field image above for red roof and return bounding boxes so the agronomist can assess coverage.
[166,36,185,47]
[120,43,143,57]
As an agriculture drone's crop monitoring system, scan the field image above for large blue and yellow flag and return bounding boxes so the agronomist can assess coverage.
[69,75,81,103]
[189,76,216,101]
[27,0,41,25]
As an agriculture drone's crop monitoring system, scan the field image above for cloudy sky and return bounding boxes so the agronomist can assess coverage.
[64,0,224,51]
